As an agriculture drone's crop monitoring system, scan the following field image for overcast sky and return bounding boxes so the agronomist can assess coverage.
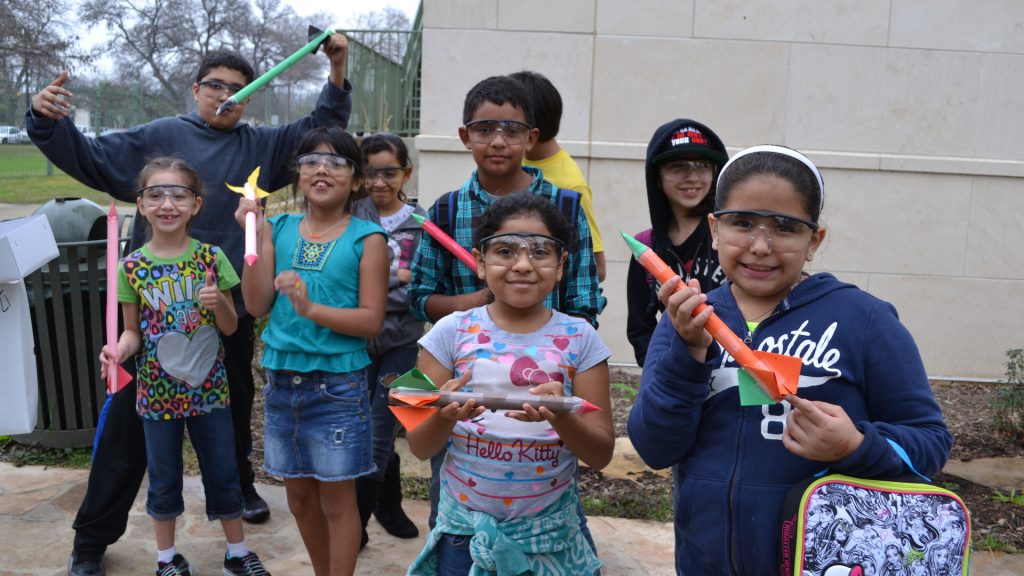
[282,0,421,29]
[76,0,421,74]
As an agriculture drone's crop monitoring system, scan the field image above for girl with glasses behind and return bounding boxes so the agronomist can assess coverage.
[627,145,952,576]
[234,126,389,576]
[351,133,426,548]
[626,119,729,368]
[101,156,272,575]
[406,191,614,576]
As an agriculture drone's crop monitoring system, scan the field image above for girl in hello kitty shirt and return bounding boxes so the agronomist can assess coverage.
[405,192,614,576]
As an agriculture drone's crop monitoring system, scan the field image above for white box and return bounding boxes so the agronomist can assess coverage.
[0,215,59,283]
[0,215,59,435]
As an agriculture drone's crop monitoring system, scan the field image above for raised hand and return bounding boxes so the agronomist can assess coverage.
[233,197,262,229]
[325,32,349,88]
[32,70,73,121]
[659,276,714,359]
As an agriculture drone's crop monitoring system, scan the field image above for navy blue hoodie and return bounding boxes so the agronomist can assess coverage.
[26,79,352,316]
[627,273,952,576]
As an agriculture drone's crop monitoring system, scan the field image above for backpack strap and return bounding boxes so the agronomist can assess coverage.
[635,228,654,248]
[813,438,931,483]
[432,190,462,292]
[434,190,457,236]
[552,188,582,312]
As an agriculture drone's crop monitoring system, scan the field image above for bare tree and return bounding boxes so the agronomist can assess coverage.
[346,6,412,63]
[0,0,91,121]
[78,0,329,113]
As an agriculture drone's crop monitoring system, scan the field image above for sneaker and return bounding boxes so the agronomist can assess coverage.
[67,553,105,576]
[223,551,271,575]
[242,491,270,524]
[155,553,192,576]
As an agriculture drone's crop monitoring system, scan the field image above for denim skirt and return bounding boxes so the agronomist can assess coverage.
[262,369,376,482]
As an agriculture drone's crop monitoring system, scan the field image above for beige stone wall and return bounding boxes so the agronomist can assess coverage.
[414,0,1024,379]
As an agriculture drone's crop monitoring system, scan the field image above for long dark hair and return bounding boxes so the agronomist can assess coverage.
[290,126,365,211]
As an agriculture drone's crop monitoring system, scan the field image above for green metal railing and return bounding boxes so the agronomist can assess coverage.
[345,3,423,136]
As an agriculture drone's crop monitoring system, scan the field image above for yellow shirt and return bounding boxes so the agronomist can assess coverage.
[525,149,604,253]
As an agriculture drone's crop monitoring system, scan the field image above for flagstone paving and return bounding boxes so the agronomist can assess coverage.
[1,448,1023,575]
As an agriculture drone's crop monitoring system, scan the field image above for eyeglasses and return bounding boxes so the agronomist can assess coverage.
[465,120,532,145]
[365,166,404,182]
[660,160,716,181]
[713,210,818,253]
[478,233,565,268]
[138,185,195,206]
[296,152,355,174]
[197,80,245,96]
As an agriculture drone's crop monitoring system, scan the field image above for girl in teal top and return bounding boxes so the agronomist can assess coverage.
[236,126,389,576]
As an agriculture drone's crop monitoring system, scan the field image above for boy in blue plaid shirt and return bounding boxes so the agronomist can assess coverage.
[408,76,606,563]
[409,75,604,327]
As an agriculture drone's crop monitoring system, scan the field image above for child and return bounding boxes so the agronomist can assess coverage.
[407,192,614,575]
[626,145,952,576]
[409,75,603,327]
[510,70,607,281]
[626,119,728,367]
[235,126,389,575]
[99,157,269,576]
[408,75,605,535]
[33,36,353,575]
[352,133,425,546]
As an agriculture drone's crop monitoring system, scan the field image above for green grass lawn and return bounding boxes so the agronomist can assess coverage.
[0,144,294,208]
[0,144,60,179]
[0,145,131,205]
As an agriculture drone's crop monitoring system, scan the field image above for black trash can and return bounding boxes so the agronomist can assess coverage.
[18,197,130,448]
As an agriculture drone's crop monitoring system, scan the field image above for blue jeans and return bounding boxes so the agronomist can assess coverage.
[143,408,243,521]
[365,342,419,481]
[262,369,375,481]
[437,533,474,576]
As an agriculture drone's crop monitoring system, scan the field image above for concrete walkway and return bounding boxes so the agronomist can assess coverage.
[0,462,675,576]
[2,451,1023,575]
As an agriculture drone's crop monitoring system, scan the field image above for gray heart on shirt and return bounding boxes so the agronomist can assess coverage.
[156,325,219,389]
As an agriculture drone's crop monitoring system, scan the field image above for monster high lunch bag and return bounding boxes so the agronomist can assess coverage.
[779,441,971,576]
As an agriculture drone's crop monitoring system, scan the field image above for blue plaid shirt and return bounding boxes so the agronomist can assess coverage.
[410,166,605,327]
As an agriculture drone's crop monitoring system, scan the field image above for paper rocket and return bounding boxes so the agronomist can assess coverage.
[105,203,132,394]
[620,231,801,404]
[227,167,271,266]
[387,368,601,431]
[410,212,478,272]
[216,26,335,116]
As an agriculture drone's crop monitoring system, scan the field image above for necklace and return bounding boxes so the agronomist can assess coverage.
[303,214,349,239]
[745,302,778,323]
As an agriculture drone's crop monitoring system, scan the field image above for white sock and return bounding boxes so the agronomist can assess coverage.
[226,540,248,559]
[157,546,177,564]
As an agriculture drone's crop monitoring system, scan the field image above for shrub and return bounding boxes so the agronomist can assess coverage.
[992,349,1024,446]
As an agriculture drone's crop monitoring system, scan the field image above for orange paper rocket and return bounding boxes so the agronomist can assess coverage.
[620,231,801,402]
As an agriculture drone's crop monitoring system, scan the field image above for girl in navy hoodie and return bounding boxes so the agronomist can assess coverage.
[627,145,952,576]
